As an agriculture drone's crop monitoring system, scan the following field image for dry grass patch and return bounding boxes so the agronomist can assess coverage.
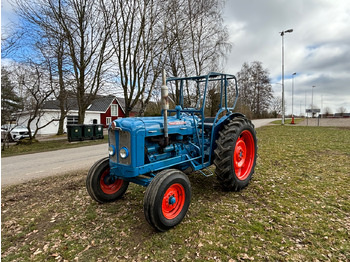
[2,126,350,261]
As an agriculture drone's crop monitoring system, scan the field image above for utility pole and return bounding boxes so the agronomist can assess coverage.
[312,85,315,117]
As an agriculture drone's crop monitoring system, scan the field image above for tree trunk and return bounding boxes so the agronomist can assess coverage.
[56,42,67,135]
[78,108,85,124]
[57,113,66,135]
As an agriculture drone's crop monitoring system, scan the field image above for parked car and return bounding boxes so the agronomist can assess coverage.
[1,124,34,142]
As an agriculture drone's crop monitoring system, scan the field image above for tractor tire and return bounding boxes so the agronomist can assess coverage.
[86,157,129,203]
[143,169,191,231]
[214,117,257,191]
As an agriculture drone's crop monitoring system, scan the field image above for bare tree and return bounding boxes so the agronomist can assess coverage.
[237,61,273,118]
[337,106,347,116]
[270,96,285,118]
[323,106,332,117]
[13,0,75,133]
[1,22,25,58]
[14,63,55,139]
[104,0,165,117]
[163,0,231,106]
[47,0,113,123]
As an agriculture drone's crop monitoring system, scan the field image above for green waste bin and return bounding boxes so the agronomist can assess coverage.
[83,125,94,140]
[93,124,104,139]
[67,124,83,142]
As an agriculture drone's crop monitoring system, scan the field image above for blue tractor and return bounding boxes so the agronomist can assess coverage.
[86,72,257,231]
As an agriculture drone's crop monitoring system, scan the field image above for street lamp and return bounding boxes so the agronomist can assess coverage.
[312,85,316,117]
[280,28,293,125]
[291,72,296,124]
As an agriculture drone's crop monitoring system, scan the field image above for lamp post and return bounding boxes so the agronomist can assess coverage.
[280,29,293,125]
[291,72,296,124]
[312,85,315,117]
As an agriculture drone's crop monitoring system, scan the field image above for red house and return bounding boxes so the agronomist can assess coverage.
[39,95,142,134]
[87,95,140,127]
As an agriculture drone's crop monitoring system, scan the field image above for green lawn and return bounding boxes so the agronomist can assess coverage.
[2,125,350,261]
[1,136,108,158]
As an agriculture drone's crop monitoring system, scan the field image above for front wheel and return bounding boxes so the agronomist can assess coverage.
[214,117,257,191]
[143,169,191,231]
[86,157,129,203]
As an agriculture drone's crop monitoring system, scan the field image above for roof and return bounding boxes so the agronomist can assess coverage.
[42,99,77,111]
[116,97,142,113]
[88,95,117,112]
[42,95,141,113]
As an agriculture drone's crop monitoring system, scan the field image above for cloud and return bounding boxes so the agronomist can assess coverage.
[2,0,349,114]
[223,0,350,114]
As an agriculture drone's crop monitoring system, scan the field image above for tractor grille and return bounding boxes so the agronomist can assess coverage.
[108,128,117,163]
[119,130,131,165]
[108,127,131,165]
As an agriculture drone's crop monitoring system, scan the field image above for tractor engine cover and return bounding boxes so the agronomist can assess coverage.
[108,115,198,178]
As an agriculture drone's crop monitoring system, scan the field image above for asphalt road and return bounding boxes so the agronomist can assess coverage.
[1,144,107,187]
[251,118,278,128]
[1,118,278,187]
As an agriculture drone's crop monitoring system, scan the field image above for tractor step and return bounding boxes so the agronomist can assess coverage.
[198,167,214,177]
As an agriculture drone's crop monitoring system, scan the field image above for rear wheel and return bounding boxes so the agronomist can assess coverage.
[86,157,129,203]
[143,169,191,231]
[214,117,257,191]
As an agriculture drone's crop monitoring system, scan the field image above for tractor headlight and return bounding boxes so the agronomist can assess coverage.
[120,147,129,159]
[109,145,116,156]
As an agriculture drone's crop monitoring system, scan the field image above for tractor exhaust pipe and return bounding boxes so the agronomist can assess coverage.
[161,69,169,146]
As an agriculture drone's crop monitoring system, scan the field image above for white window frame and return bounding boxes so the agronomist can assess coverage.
[106,117,112,125]
[111,104,118,117]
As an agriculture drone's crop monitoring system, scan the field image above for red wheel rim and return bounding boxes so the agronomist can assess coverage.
[100,168,123,194]
[233,130,255,180]
[162,183,185,219]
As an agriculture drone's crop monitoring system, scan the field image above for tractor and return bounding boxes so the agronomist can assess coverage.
[86,71,257,231]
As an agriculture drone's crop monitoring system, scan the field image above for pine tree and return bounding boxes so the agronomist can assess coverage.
[1,68,22,125]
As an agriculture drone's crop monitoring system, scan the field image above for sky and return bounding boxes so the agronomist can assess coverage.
[1,0,350,115]
[223,0,350,115]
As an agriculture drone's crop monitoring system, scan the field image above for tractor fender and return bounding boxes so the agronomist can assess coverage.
[209,112,246,162]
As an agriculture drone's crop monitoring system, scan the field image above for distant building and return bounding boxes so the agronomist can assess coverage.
[334,112,350,118]
[16,95,142,135]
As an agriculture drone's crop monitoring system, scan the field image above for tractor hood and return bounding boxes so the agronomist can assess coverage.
[112,115,198,137]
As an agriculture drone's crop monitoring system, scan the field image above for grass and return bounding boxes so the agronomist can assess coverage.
[271,118,304,125]
[2,125,350,261]
[1,136,108,158]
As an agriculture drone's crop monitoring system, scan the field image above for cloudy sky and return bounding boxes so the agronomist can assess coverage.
[2,0,350,115]
[223,0,350,115]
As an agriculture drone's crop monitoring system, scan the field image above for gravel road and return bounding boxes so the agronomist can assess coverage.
[1,118,278,187]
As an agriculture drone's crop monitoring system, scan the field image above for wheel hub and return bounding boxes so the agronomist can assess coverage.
[104,175,115,185]
[169,195,176,205]
[235,138,247,168]
[100,169,123,194]
[162,183,185,220]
